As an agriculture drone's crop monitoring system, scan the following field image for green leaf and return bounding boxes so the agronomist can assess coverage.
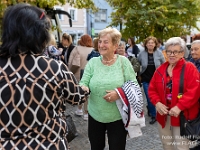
[106,0,200,41]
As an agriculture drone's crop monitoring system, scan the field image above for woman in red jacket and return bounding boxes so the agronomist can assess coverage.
[148,37,200,150]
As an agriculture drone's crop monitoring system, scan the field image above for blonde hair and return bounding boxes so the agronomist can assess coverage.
[49,34,56,46]
[98,27,121,45]
[62,33,72,44]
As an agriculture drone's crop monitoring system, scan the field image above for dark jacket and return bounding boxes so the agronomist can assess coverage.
[87,49,100,61]
[64,44,75,65]
[58,42,67,56]
[58,43,75,65]
[125,45,140,58]
[128,57,140,73]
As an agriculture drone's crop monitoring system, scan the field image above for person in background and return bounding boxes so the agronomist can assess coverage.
[43,34,62,61]
[125,37,140,58]
[0,3,87,149]
[157,39,165,51]
[148,37,199,150]
[58,33,75,65]
[116,41,140,74]
[189,40,200,150]
[138,36,165,124]
[188,33,200,61]
[116,41,127,56]
[87,37,100,61]
[80,27,137,150]
[180,36,189,60]
[68,34,93,120]
[190,40,200,72]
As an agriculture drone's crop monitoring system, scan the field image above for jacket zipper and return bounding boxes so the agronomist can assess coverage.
[156,69,170,128]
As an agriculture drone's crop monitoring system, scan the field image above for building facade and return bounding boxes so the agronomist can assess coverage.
[88,0,120,38]
[55,1,120,43]
[54,3,87,44]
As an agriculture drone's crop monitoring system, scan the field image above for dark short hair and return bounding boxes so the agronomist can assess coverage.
[128,37,136,45]
[0,3,51,57]
[157,38,163,45]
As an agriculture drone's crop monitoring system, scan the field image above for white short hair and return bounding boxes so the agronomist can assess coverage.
[119,41,126,48]
[191,40,200,46]
[165,37,186,52]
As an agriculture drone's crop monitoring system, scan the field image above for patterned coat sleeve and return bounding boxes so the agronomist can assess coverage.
[60,63,86,105]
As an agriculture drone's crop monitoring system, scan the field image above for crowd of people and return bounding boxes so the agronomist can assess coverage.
[0,3,200,150]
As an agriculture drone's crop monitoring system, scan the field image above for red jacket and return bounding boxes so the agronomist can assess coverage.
[148,58,200,128]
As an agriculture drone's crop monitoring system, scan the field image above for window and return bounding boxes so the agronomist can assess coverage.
[69,9,77,21]
[95,9,107,23]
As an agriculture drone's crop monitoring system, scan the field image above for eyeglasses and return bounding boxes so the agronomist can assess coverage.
[166,50,183,55]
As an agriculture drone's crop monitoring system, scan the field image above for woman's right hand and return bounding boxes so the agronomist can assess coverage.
[155,102,169,115]
[81,86,90,94]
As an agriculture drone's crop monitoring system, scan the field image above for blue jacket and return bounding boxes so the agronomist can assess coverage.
[190,58,200,72]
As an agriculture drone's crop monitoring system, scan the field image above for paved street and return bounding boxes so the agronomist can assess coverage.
[65,90,164,150]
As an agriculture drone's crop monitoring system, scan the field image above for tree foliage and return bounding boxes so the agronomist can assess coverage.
[0,0,97,17]
[106,0,200,42]
[0,0,97,37]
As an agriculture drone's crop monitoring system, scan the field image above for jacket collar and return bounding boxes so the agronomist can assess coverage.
[165,58,186,68]
[190,58,200,72]
[190,58,200,64]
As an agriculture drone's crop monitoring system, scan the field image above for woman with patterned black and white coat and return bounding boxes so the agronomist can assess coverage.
[0,3,86,150]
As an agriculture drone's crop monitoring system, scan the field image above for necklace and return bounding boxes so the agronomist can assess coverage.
[102,56,116,65]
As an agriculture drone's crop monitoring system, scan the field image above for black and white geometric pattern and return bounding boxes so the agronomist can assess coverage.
[122,80,144,118]
[0,54,86,150]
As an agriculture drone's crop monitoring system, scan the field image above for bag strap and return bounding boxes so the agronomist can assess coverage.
[179,63,186,95]
[120,57,125,82]
[179,63,186,117]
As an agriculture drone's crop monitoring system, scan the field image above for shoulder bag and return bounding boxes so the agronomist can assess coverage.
[179,63,200,141]
[65,115,78,143]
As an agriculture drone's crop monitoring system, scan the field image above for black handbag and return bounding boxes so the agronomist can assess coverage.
[65,115,78,142]
[179,63,200,141]
[180,111,200,141]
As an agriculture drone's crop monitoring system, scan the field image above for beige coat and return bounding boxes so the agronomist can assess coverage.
[68,46,93,82]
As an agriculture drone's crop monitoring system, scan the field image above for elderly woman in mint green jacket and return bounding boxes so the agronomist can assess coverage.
[138,36,165,125]
[79,27,138,150]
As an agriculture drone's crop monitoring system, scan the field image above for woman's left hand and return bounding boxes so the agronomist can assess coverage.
[169,106,181,117]
[103,90,120,103]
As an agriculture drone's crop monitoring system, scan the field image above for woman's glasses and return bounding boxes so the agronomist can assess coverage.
[166,50,183,55]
